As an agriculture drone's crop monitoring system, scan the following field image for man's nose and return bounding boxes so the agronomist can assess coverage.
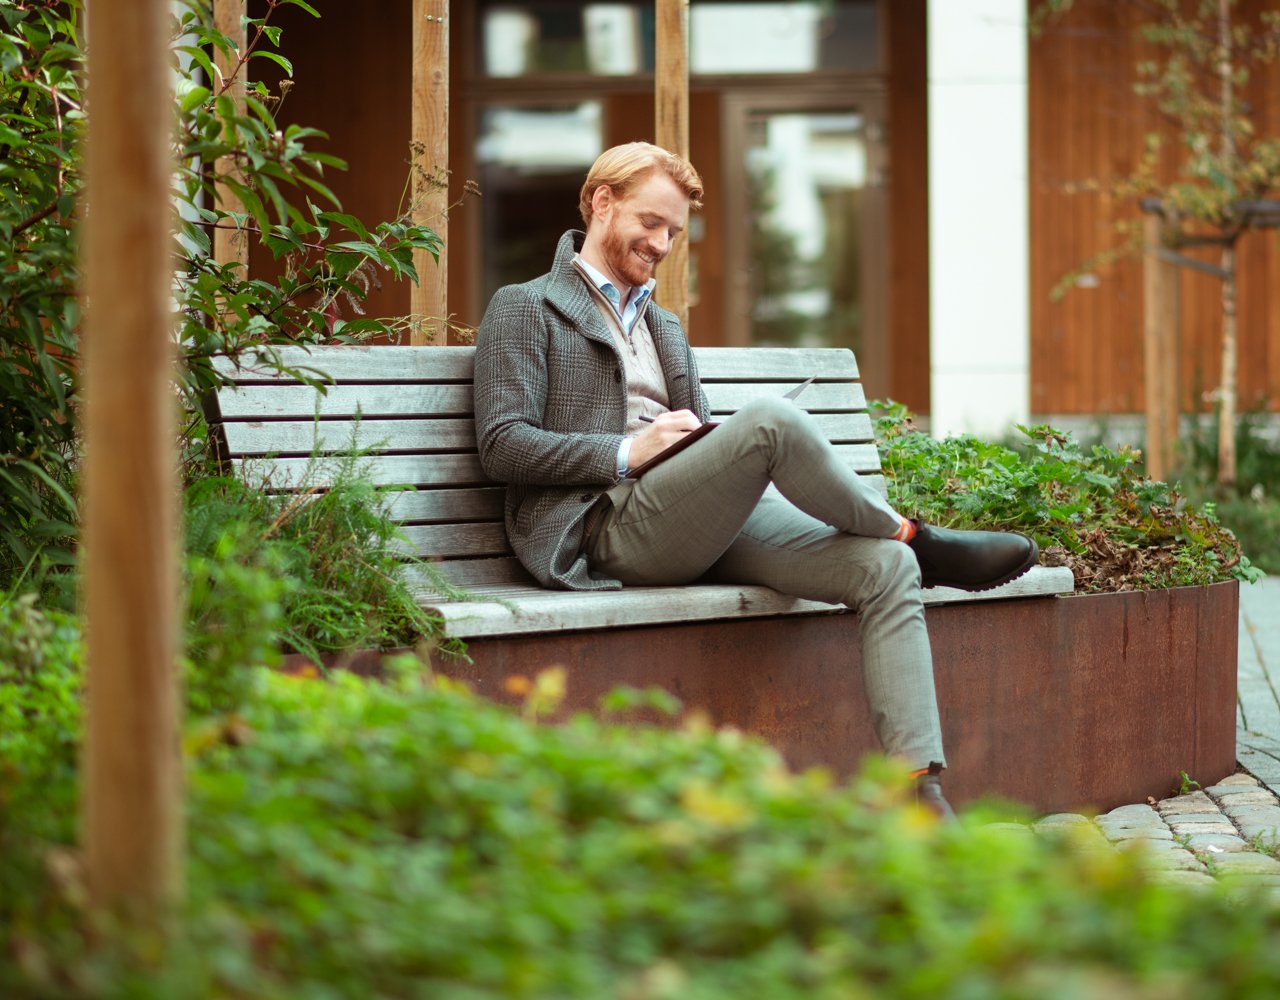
[648,231,670,256]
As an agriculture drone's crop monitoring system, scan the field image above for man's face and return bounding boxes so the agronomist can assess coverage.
[593,171,690,291]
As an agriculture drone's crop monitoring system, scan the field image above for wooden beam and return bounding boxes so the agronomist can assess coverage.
[1142,214,1181,481]
[411,0,449,345]
[655,0,690,329]
[82,0,182,912]
[212,0,248,270]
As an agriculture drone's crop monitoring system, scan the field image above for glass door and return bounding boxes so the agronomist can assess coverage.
[722,91,887,383]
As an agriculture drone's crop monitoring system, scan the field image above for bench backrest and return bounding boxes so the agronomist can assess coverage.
[213,345,880,589]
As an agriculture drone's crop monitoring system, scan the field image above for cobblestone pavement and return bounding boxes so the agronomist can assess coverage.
[1238,577,1280,798]
[1025,772,1280,895]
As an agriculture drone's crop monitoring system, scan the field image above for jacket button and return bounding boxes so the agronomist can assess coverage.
[581,493,593,502]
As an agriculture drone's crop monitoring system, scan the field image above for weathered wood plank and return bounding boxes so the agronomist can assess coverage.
[222,417,478,455]
[216,380,867,422]
[695,347,859,380]
[233,453,488,489]
[216,383,475,419]
[214,346,478,383]
[404,557,535,589]
[215,345,860,385]
[395,522,511,560]
[705,383,867,414]
[410,565,1077,638]
[235,444,880,488]
[222,412,874,456]
[382,487,505,524]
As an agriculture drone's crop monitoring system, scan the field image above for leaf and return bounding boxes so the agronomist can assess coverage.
[178,81,211,114]
[251,50,293,77]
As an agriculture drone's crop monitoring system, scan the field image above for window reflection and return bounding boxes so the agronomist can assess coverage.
[476,103,604,299]
[746,111,866,351]
[479,0,877,77]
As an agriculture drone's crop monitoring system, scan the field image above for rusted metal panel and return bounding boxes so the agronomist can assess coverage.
[425,582,1239,814]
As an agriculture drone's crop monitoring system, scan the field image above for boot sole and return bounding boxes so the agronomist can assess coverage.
[921,538,1040,593]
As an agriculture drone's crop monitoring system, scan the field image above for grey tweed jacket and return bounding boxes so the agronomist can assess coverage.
[474,230,710,590]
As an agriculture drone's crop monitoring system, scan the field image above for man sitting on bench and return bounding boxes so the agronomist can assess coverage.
[473,142,1038,819]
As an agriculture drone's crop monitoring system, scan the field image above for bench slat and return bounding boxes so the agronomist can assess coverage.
[394,523,511,560]
[215,346,477,383]
[216,345,860,385]
[382,487,505,524]
[695,347,859,380]
[408,565,1077,638]
[405,558,536,589]
[235,444,882,488]
[221,412,875,456]
[214,380,866,422]
[216,383,475,420]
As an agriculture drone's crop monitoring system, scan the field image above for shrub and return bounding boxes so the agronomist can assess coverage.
[5,655,1280,998]
[874,401,1262,592]
[184,455,463,678]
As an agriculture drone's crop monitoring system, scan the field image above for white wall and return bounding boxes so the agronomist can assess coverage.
[927,0,1029,438]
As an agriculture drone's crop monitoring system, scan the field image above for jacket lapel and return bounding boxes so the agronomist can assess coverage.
[544,231,616,352]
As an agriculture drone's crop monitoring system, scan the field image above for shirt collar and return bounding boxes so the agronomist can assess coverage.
[573,254,655,317]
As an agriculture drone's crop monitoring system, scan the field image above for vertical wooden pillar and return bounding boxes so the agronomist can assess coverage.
[1142,212,1181,481]
[213,0,248,270]
[411,0,449,345]
[82,0,182,911]
[655,0,690,328]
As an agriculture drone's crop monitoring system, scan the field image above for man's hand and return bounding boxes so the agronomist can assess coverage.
[628,409,702,468]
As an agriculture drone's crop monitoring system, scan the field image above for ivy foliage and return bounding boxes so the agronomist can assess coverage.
[874,401,1262,592]
[0,0,442,600]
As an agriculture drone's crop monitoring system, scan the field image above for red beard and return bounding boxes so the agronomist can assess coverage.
[601,219,661,290]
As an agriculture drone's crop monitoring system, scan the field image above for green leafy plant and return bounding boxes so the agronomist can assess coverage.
[185,452,465,671]
[0,1,83,593]
[874,400,1261,591]
[1177,770,1203,796]
[0,0,443,602]
[7,660,1280,997]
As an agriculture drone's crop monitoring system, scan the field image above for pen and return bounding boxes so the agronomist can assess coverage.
[638,415,656,423]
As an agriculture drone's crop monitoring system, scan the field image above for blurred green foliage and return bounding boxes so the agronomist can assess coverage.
[4,599,1280,996]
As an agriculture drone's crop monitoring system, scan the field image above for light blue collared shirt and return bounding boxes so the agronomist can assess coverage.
[574,255,655,336]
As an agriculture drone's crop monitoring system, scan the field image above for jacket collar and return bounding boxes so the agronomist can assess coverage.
[546,230,611,345]
[545,230,692,391]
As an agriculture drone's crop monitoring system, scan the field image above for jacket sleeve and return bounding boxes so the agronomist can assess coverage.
[473,284,625,486]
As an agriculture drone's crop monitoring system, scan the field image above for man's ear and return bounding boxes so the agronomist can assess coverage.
[590,184,614,224]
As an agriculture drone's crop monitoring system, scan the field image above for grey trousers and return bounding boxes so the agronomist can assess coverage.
[586,395,946,769]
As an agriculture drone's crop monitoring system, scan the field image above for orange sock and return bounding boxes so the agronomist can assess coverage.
[891,517,918,543]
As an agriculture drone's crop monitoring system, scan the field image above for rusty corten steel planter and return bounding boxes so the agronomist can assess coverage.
[419,581,1239,814]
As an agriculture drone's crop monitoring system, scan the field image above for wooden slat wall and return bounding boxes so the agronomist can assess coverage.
[1029,0,1280,415]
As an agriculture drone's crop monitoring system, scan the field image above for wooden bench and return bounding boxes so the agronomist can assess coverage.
[211,345,1239,813]
[212,345,1073,629]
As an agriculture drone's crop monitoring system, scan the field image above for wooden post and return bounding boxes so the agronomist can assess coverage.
[213,0,248,270]
[655,0,690,328]
[82,0,182,912]
[411,0,449,345]
[1142,212,1181,481]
